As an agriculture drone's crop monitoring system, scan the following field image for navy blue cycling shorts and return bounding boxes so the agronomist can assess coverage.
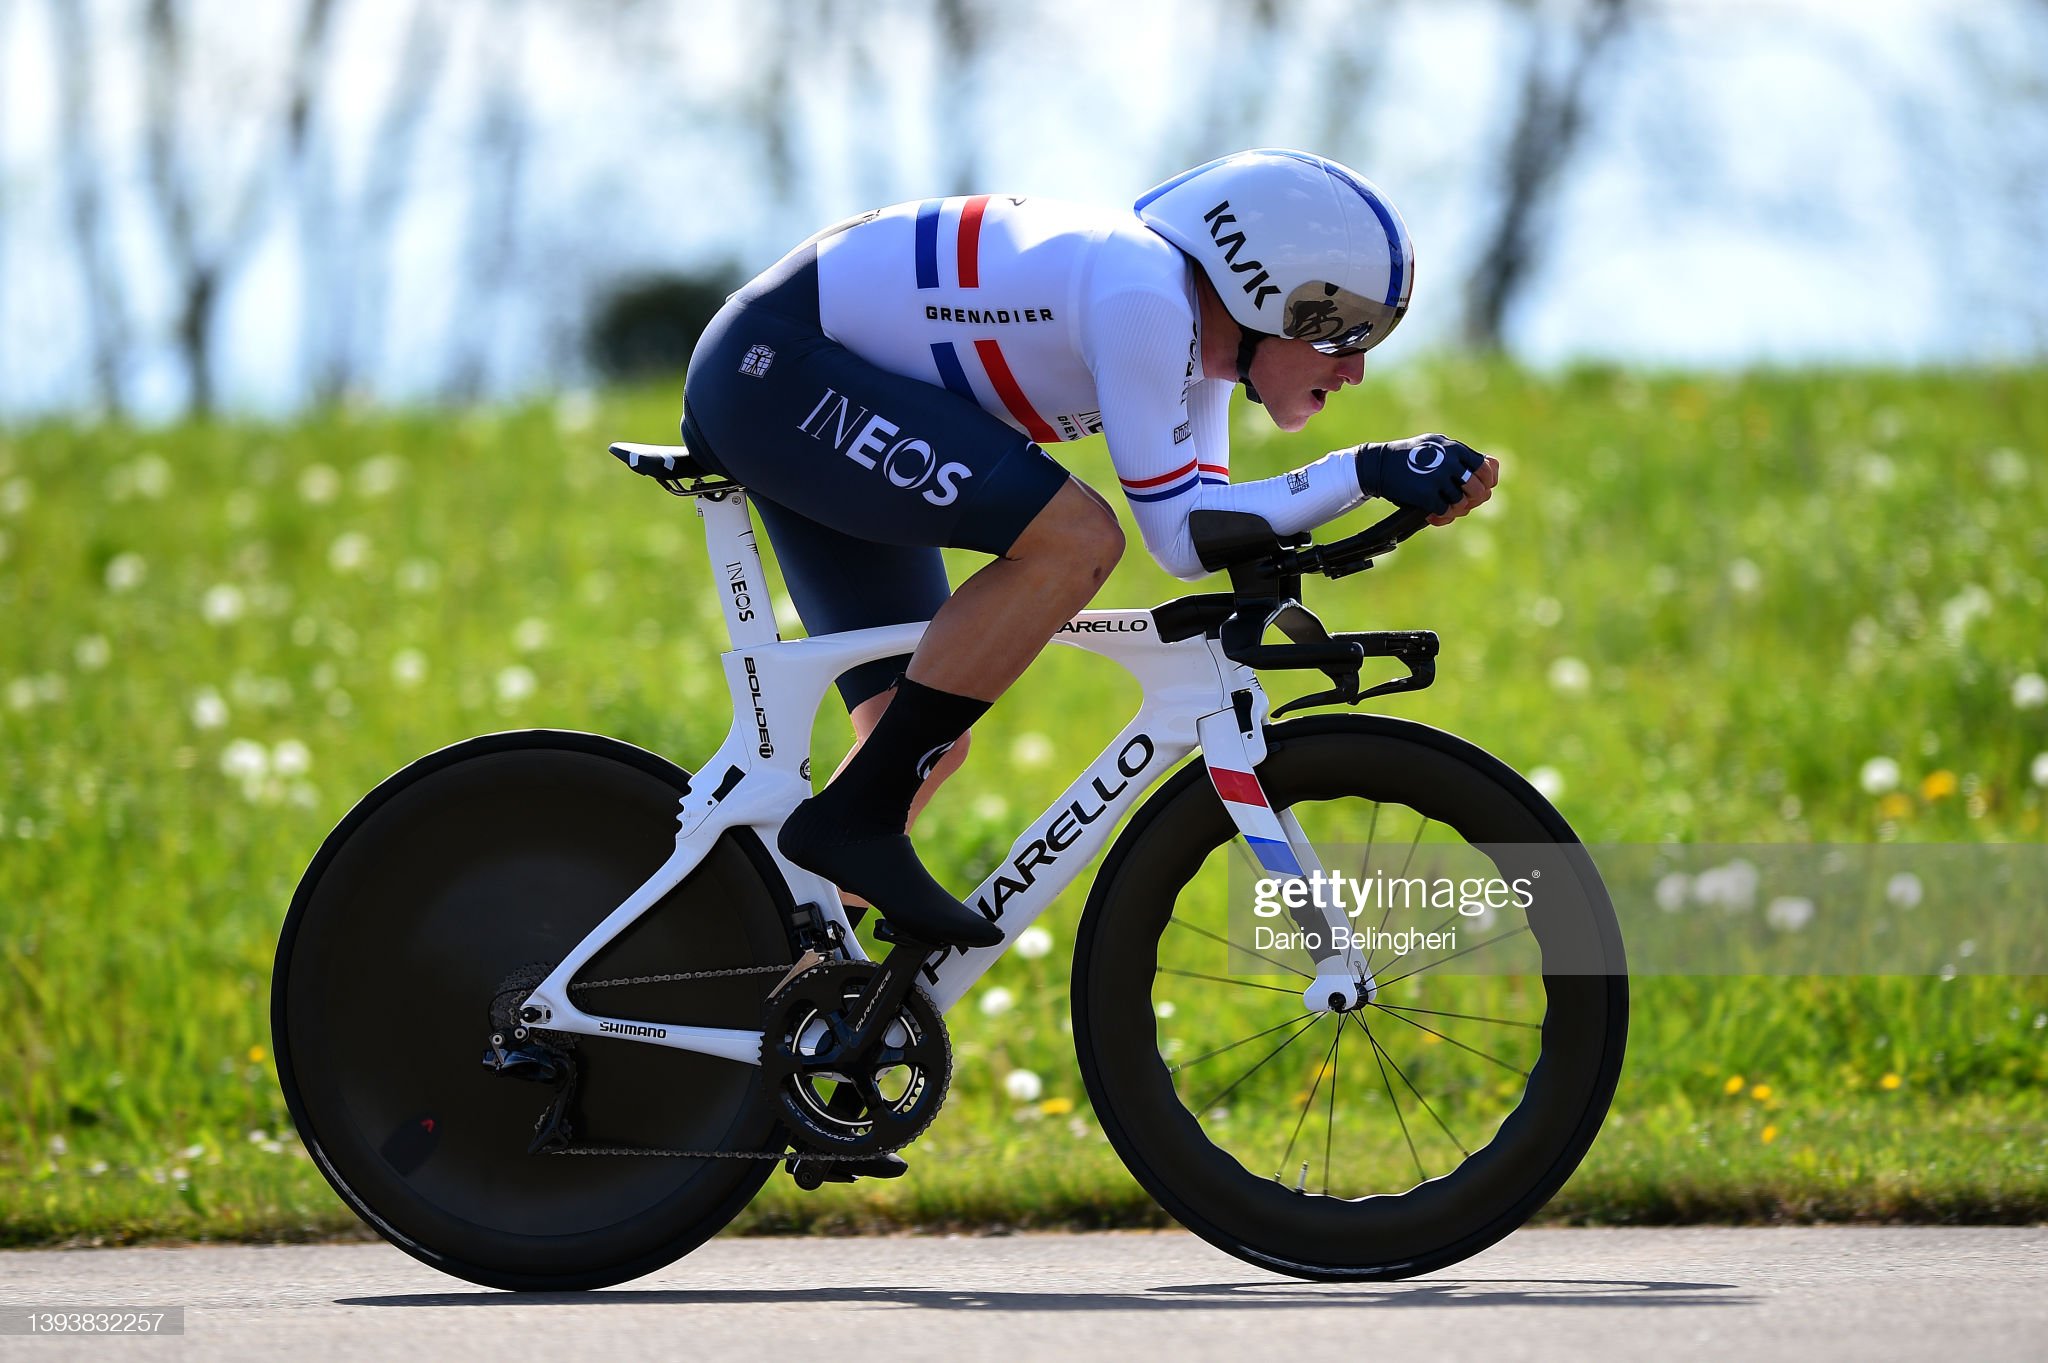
[681,245,1072,709]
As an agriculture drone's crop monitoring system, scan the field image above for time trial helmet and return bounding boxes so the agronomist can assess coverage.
[1135,148,1414,357]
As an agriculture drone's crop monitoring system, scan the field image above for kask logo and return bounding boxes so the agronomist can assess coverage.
[1406,439,1447,475]
[797,389,974,507]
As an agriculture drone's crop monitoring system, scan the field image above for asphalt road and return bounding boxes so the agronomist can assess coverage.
[1,1228,2042,1361]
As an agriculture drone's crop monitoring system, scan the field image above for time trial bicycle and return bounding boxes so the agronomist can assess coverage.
[270,440,1628,1291]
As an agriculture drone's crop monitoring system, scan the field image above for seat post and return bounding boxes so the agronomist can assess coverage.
[695,489,781,649]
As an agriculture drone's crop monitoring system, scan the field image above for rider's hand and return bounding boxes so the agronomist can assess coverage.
[1351,434,1499,525]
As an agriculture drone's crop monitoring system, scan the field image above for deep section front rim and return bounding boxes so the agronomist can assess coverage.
[1072,713,1628,1281]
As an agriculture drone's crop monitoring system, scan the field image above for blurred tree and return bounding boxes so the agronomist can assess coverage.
[141,0,336,415]
[1463,0,1631,351]
[586,271,741,381]
[51,0,130,417]
[446,0,532,402]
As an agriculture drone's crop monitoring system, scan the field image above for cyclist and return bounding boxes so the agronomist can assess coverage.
[681,148,1497,964]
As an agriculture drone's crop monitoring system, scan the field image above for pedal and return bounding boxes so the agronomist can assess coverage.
[787,1150,909,1190]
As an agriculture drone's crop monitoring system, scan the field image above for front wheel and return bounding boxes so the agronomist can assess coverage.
[272,730,796,1291]
[1072,714,1628,1281]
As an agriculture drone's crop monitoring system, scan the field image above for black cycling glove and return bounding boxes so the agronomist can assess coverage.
[1351,434,1487,515]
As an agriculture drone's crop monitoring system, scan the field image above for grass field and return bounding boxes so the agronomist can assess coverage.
[2,360,2045,1246]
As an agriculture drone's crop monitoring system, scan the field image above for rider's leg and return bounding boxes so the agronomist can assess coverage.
[835,689,970,912]
[905,478,1124,698]
[778,479,1122,947]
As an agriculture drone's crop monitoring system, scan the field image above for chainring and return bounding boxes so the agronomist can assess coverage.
[759,962,951,1157]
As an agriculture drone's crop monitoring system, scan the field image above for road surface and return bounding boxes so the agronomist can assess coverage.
[2,1228,2042,1361]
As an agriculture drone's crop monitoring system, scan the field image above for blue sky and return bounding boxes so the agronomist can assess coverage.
[1,0,2042,419]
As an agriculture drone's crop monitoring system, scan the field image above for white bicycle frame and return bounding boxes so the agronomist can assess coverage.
[516,482,1370,1065]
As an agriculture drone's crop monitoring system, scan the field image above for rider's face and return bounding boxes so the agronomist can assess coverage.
[1249,340,1367,432]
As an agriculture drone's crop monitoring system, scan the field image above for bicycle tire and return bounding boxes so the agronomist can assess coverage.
[1072,713,1628,1281]
[272,730,795,1291]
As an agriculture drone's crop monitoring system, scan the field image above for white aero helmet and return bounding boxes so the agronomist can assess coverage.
[1135,148,1414,357]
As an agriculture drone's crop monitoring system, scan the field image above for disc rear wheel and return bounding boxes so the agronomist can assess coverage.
[272,730,794,1291]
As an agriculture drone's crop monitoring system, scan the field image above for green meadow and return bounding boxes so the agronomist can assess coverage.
[2,361,2044,1245]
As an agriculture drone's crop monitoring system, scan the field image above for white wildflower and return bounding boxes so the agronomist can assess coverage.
[298,464,341,504]
[978,986,1015,1017]
[133,453,172,499]
[1010,732,1055,769]
[1528,766,1565,801]
[104,553,147,592]
[2031,753,2048,789]
[74,635,111,671]
[1859,757,1901,794]
[355,454,407,498]
[271,739,311,777]
[1004,1069,1043,1103]
[202,584,246,625]
[1548,657,1591,694]
[2012,673,2048,710]
[1655,872,1691,913]
[328,532,371,573]
[391,649,428,688]
[220,740,268,782]
[495,666,537,704]
[1765,897,1815,932]
[1885,872,1924,909]
[1693,859,1759,912]
[1014,926,1053,960]
[190,689,229,729]
[1727,558,1763,596]
[513,617,550,652]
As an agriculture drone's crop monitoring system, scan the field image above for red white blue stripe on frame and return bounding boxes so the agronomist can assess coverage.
[1209,766,1303,876]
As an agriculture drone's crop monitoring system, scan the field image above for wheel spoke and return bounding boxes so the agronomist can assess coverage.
[1354,1012,1472,1158]
[1360,1010,1424,1182]
[1159,967,1306,997]
[1190,1014,1324,1117]
[1321,1015,1343,1195]
[1369,1002,1530,1075]
[1277,1023,1343,1182]
[1167,1011,1316,1075]
[1361,815,1432,974]
[1372,1000,1543,1032]
[1166,915,1312,980]
[1374,923,1535,992]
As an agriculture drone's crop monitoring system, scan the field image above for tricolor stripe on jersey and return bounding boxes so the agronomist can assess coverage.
[1119,457,1230,502]
[917,195,1059,444]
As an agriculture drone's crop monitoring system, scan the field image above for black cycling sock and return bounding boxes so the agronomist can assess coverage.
[810,675,991,836]
[779,676,1001,949]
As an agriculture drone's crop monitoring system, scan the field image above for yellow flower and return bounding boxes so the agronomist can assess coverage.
[1751,1083,1772,1102]
[1761,1124,1779,1144]
[247,1045,266,1065]
[1920,770,1958,801]
[1038,1096,1074,1116]
[1877,793,1914,820]
[1722,1074,1745,1095]
[1880,1072,1903,1090]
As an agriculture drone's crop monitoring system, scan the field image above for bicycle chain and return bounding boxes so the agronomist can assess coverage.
[502,960,896,1162]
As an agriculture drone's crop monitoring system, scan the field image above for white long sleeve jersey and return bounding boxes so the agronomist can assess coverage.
[814,195,1366,580]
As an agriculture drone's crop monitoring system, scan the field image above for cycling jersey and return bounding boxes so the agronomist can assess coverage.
[814,196,1366,580]
[681,195,1373,708]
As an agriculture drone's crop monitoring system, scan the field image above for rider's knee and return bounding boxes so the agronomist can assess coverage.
[1039,483,1124,582]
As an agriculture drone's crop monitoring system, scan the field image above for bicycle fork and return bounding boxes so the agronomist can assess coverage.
[1196,696,1379,1013]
